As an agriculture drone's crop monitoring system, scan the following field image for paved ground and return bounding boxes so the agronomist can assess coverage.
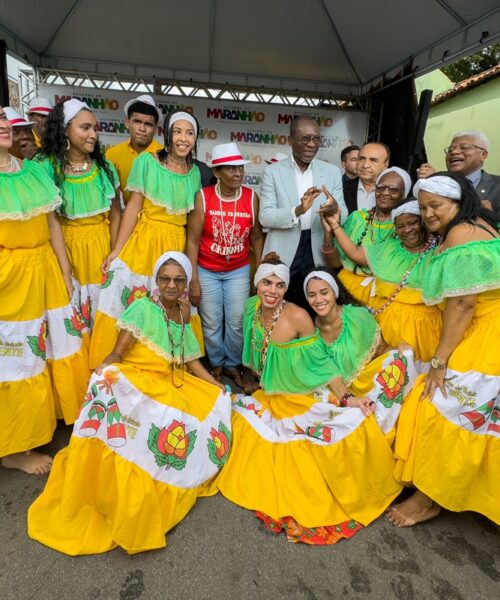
[1,424,499,600]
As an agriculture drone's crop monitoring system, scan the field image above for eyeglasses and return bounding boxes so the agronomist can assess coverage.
[444,143,486,154]
[375,184,401,195]
[295,135,322,145]
[158,276,187,287]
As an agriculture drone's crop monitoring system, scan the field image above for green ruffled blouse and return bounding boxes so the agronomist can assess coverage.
[365,237,436,289]
[36,157,119,219]
[336,209,395,274]
[320,305,380,384]
[0,160,61,220]
[242,296,337,394]
[422,238,500,305]
[117,297,202,364]
[125,152,201,214]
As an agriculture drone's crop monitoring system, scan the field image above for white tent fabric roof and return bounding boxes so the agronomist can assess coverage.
[1,0,499,95]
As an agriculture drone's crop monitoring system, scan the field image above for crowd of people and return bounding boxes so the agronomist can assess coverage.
[0,94,499,555]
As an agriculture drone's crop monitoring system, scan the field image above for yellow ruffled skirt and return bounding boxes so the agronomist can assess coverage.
[0,233,89,457]
[89,213,203,368]
[338,268,384,310]
[28,343,232,555]
[394,295,500,524]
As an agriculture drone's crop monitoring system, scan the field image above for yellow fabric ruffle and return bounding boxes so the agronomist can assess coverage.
[28,437,218,555]
[60,215,110,288]
[0,370,56,457]
[218,390,401,528]
[338,269,384,310]
[394,378,500,525]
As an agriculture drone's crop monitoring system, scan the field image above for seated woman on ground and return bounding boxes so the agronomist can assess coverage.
[28,252,232,555]
[217,253,406,546]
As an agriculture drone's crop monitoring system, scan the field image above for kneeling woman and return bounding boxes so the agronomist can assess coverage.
[218,254,404,545]
[28,252,231,555]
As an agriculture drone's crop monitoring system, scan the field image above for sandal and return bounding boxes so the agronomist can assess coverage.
[223,366,259,395]
[210,365,224,382]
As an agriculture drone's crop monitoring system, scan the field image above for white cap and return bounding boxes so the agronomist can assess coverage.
[208,142,250,167]
[4,107,35,127]
[123,94,163,124]
[28,97,53,115]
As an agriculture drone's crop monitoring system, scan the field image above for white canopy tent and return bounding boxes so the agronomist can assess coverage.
[1,0,499,99]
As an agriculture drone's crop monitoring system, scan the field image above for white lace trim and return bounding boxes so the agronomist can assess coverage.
[0,196,62,221]
[423,280,500,305]
[344,326,382,386]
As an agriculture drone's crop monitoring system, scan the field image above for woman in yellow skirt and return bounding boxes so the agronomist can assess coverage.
[388,173,500,527]
[304,269,418,444]
[323,167,411,309]
[90,111,203,368]
[0,106,89,475]
[324,200,441,363]
[36,99,121,331]
[28,252,231,554]
[218,254,407,545]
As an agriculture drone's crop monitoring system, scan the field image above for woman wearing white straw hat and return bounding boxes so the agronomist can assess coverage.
[186,142,264,393]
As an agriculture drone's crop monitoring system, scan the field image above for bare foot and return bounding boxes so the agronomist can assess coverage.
[1,451,53,475]
[386,490,441,527]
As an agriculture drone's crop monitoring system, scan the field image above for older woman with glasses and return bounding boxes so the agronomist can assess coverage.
[186,143,264,393]
[321,167,412,309]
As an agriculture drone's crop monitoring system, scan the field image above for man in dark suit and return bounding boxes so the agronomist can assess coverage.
[417,131,500,211]
[343,142,390,214]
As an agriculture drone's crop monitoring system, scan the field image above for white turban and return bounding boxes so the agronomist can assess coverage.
[152,251,193,294]
[303,271,339,298]
[391,200,421,221]
[169,111,198,137]
[63,99,90,126]
[254,263,290,289]
[377,167,412,199]
[413,176,462,201]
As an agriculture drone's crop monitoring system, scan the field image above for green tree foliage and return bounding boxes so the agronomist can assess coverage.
[442,44,500,83]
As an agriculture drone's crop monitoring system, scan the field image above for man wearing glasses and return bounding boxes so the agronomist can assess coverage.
[417,131,500,210]
[259,115,346,311]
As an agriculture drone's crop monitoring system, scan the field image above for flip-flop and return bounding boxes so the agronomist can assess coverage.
[210,366,224,382]
[222,366,259,394]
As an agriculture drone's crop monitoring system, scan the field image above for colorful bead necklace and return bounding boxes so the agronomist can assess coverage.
[251,299,286,373]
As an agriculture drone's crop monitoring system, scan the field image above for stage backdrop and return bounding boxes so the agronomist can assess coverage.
[38,85,367,189]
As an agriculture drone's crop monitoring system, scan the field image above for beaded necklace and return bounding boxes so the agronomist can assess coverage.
[356,208,394,246]
[251,299,286,372]
[153,296,185,388]
[369,238,437,316]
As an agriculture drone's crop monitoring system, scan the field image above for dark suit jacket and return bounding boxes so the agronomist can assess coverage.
[476,170,500,211]
[343,177,359,214]
[194,159,216,188]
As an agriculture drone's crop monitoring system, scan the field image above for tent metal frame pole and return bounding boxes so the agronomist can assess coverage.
[34,67,369,112]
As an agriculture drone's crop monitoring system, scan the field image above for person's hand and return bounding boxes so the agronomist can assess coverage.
[189,279,202,307]
[416,163,436,179]
[421,366,448,401]
[397,341,413,357]
[101,250,118,274]
[317,185,339,216]
[295,187,321,217]
[320,213,332,234]
[94,362,111,375]
[62,271,74,301]
[348,395,376,417]
[324,210,341,232]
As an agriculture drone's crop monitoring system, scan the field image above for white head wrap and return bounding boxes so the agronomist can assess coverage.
[169,111,198,137]
[391,200,421,221]
[413,176,462,201]
[152,251,193,294]
[254,263,290,289]
[303,271,339,298]
[63,99,90,127]
[377,167,412,199]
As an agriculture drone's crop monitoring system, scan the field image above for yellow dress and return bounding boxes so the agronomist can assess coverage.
[36,158,119,330]
[394,239,500,524]
[28,297,231,555]
[336,209,393,309]
[218,297,413,544]
[365,237,442,362]
[0,162,90,459]
[89,153,202,368]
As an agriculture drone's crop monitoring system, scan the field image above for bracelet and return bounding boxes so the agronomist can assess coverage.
[332,226,341,232]
[339,392,354,407]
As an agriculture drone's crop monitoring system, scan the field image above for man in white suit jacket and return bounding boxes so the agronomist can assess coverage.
[259,116,347,310]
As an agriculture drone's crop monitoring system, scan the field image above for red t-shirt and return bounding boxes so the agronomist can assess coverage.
[198,185,254,272]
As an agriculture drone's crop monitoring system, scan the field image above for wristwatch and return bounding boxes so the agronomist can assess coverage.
[431,356,447,370]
